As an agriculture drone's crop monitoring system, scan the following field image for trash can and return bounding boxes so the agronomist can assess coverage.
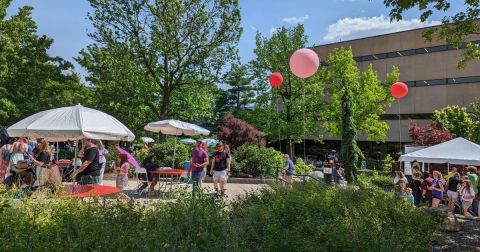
[183,161,190,170]
[323,165,333,184]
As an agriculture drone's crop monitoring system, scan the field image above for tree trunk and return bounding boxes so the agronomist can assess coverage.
[158,87,171,143]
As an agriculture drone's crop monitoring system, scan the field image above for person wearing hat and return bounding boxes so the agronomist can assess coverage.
[4,160,35,188]
[279,154,294,187]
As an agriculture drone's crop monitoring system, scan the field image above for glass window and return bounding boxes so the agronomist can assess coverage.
[428,45,447,53]
[428,79,447,85]
[387,52,398,58]
[454,76,480,84]
[415,48,428,54]
[373,53,387,59]
[353,56,362,62]
[405,81,415,87]
[416,80,429,87]
[361,55,375,61]
[399,49,415,56]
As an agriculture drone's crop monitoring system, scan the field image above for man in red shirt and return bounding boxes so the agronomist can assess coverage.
[188,141,209,188]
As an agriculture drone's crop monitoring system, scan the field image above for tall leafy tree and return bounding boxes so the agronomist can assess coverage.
[245,25,325,156]
[322,47,399,181]
[0,1,91,125]
[224,64,254,115]
[434,105,480,143]
[77,0,242,133]
[384,0,480,68]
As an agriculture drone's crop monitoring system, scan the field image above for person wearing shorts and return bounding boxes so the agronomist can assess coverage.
[430,171,445,207]
[460,180,475,218]
[446,172,460,211]
[210,142,230,194]
[188,141,209,189]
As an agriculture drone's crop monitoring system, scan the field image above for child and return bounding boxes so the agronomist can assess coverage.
[394,180,407,199]
[405,188,415,207]
[114,154,130,191]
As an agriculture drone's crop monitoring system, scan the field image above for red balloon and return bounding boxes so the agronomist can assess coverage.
[390,82,408,99]
[269,72,283,87]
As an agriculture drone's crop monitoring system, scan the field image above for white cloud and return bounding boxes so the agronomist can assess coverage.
[322,15,441,42]
[269,27,277,34]
[282,14,309,24]
[250,26,258,31]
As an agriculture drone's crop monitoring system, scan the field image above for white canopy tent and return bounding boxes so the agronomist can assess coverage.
[144,119,210,168]
[399,138,480,168]
[8,104,135,141]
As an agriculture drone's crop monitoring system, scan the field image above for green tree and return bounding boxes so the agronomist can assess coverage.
[224,64,255,115]
[322,47,399,181]
[0,1,91,125]
[434,105,474,138]
[245,25,325,156]
[77,0,242,133]
[322,47,399,142]
[384,0,480,68]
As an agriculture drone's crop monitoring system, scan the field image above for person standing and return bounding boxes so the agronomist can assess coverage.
[95,140,108,185]
[0,138,14,182]
[188,141,209,189]
[393,171,408,186]
[422,172,433,207]
[71,139,100,185]
[279,154,294,187]
[466,166,479,216]
[114,154,130,191]
[430,171,445,207]
[446,172,461,212]
[210,142,231,194]
[460,180,475,218]
[411,171,423,207]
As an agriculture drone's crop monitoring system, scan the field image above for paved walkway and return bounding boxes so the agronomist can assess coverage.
[101,173,269,201]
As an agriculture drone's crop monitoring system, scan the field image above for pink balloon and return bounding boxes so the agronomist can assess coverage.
[289,48,320,79]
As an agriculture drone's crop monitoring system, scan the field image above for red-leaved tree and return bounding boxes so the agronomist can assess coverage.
[218,114,265,149]
[408,120,455,146]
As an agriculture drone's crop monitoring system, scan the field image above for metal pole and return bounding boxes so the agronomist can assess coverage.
[397,99,402,154]
[73,140,78,185]
[56,142,59,161]
[276,101,281,152]
[172,130,177,168]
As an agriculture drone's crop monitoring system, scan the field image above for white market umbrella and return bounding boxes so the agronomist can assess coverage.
[144,119,210,136]
[201,138,218,146]
[144,119,210,167]
[8,104,135,141]
[140,137,155,143]
[180,138,197,144]
[7,104,135,182]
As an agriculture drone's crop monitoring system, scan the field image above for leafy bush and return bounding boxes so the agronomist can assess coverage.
[218,114,265,149]
[231,183,441,252]
[133,148,150,165]
[357,173,394,190]
[382,154,393,171]
[231,144,283,177]
[57,150,74,160]
[0,183,441,251]
[293,158,315,174]
[150,139,190,168]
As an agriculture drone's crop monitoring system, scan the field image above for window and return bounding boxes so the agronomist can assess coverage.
[353,56,362,62]
[415,48,428,54]
[454,76,480,84]
[373,53,387,59]
[361,55,375,61]
[399,49,415,56]
[387,52,398,58]
[429,45,447,53]
[428,79,447,85]
[405,81,415,87]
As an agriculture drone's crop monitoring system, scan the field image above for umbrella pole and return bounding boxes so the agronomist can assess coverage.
[56,142,59,161]
[73,140,78,185]
[172,131,177,168]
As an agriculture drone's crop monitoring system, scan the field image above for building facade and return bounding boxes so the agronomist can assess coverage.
[313,26,480,148]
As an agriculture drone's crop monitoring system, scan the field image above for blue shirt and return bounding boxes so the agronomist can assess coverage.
[24,145,34,160]
[285,160,294,175]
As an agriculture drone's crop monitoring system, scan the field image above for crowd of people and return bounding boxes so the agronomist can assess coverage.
[0,137,114,192]
[393,166,480,217]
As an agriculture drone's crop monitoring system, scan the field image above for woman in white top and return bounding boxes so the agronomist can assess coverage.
[114,154,130,190]
[393,170,408,185]
[460,179,475,218]
[95,140,108,185]
[8,138,28,175]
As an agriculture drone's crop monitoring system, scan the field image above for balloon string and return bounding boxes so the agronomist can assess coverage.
[276,99,281,152]
[303,78,306,161]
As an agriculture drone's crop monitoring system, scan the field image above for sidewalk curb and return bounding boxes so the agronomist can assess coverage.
[204,177,276,185]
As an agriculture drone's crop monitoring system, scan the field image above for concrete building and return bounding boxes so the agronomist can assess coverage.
[312,26,480,155]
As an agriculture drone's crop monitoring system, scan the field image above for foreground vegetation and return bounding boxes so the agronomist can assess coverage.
[0,182,441,251]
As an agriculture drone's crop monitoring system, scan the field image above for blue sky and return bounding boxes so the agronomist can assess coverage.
[7,0,464,79]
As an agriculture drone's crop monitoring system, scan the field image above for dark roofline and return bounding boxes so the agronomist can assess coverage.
[313,23,443,48]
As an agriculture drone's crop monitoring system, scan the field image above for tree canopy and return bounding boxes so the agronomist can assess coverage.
[384,0,480,68]
[0,0,91,125]
[77,0,242,133]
